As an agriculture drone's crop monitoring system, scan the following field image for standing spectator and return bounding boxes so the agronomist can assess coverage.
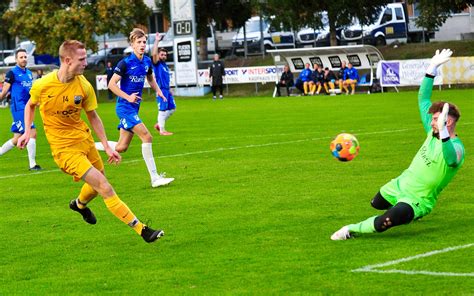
[275,64,294,97]
[295,63,312,95]
[323,67,337,95]
[343,63,359,95]
[0,49,41,170]
[36,69,43,79]
[209,53,225,99]
[336,61,347,94]
[105,61,114,100]
[152,32,175,136]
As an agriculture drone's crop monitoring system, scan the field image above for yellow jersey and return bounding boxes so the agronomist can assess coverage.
[29,70,97,149]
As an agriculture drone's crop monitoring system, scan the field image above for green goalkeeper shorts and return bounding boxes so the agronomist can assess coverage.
[380,179,434,219]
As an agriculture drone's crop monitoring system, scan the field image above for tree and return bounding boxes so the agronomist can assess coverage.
[0,1,12,49]
[262,0,391,46]
[156,0,252,60]
[407,0,474,30]
[2,0,152,55]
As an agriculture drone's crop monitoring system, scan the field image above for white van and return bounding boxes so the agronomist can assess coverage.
[232,16,295,54]
[340,3,433,46]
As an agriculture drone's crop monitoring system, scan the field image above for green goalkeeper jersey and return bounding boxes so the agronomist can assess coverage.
[381,76,465,214]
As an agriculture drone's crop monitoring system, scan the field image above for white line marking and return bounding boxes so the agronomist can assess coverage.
[0,125,468,180]
[353,243,474,277]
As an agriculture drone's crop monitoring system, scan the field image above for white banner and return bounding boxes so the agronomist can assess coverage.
[377,59,443,86]
[96,66,283,91]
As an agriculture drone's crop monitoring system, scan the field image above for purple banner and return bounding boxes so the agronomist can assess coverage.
[381,62,400,85]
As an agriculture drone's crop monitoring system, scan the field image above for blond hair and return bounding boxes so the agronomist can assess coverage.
[129,28,147,44]
[59,40,85,62]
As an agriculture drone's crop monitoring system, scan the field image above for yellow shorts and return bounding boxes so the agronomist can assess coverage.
[52,137,104,182]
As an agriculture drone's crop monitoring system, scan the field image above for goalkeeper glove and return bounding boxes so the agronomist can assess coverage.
[437,103,450,140]
[426,49,453,76]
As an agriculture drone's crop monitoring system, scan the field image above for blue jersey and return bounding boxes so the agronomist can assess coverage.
[153,60,170,90]
[298,68,312,82]
[114,53,153,114]
[4,65,33,112]
[343,67,359,81]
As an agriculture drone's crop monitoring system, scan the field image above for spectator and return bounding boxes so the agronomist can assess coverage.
[336,61,347,94]
[307,63,319,95]
[209,53,225,99]
[36,69,43,79]
[343,63,359,95]
[105,61,114,100]
[311,65,325,95]
[275,64,294,97]
[295,63,312,95]
[323,67,337,95]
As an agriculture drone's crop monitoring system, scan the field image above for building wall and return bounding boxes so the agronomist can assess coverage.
[434,10,474,41]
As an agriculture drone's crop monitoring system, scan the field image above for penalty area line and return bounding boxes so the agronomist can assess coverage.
[352,243,474,277]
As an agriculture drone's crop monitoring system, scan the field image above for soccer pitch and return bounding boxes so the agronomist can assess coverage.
[0,89,473,294]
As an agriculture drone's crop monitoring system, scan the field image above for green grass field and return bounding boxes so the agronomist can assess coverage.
[0,88,473,294]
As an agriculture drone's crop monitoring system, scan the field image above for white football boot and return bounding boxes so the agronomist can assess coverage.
[330,226,352,241]
[152,173,175,188]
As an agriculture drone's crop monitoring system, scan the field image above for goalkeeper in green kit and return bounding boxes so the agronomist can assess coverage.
[331,49,465,240]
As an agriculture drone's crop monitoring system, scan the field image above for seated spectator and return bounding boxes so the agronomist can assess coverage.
[310,65,325,95]
[307,63,319,95]
[295,63,312,95]
[343,63,359,95]
[336,61,347,93]
[323,67,337,95]
[275,64,294,97]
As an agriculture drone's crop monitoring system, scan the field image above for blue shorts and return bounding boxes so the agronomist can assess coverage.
[11,110,35,134]
[157,89,176,111]
[117,111,142,132]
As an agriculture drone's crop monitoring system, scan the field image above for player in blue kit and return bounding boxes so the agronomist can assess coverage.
[152,32,175,136]
[0,49,41,170]
[95,28,174,188]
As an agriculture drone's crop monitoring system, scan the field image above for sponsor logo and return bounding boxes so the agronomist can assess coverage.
[382,62,400,84]
[129,75,145,83]
[56,108,79,116]
[74,95,83,104]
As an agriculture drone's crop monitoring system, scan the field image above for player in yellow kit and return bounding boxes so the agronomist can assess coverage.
[17,40,164,243]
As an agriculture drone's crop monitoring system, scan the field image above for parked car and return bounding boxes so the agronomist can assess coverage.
[232,16,295,54]
[86,47,126,70]
[0,49,14,66]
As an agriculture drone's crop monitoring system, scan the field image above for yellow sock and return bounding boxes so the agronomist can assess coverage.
[351,84,355,92]
[303,83,308,94]
[317,85,322,93]
[77,183,98,209]
[104,195,144,235]
[324,84,329,93]
[310,84,316,94]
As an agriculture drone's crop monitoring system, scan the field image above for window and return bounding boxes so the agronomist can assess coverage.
[328,56,341,68]
[380,8,393,24]
[309,57,323,67]
[291,58,304,70]
[395,8,404,20]
[366,54,380,66]
[347,55,361,67]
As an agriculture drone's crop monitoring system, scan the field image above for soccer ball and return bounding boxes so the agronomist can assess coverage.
[330,133,360,162]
